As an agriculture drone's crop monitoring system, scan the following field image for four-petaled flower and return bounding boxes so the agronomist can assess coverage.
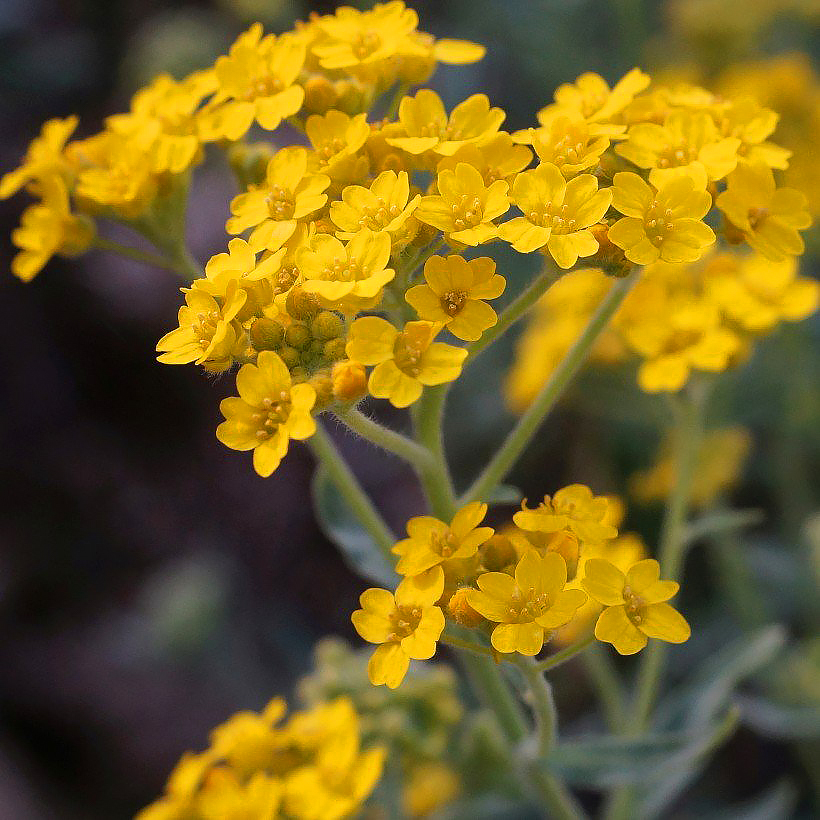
[582,558,690,655]
[352,567,446,689]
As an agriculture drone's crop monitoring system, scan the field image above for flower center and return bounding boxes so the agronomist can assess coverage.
[393,332,424,377]
[320,254,370,283]
[242,74,284,102]
[431,529,459,558]
[266,185,296,220]
[656,141,694,169]
[747,206,769,230]
[352,30,381,60]
[440,290,467,316]
[251,392,292,441]
[359,196,402,229]
[387,605,422,641]
[316,136,347,163]
[451,194,484,231]
[644,200,675,246]
[527,201,577,234]
[508,587,552,621]
[551,131,587,167]
[195,310,220,348]
[274,264,299,295]
[622,585,645,625]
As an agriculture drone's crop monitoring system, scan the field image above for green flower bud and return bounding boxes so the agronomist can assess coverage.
[249,318,285,351]
[310,310,344,340]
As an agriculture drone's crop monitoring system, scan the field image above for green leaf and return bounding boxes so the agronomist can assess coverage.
[311,465,398,587]
[736,694,820,739]
[682,508,765,547]
[656,625,786,730]
[548,708,738,789]
[704,780,798,820]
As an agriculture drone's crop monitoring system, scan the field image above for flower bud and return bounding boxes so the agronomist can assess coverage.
[285,321,312,350]
[249,317,285,351]
[303,75,338,114]
[332,360,367,402]
[589,223,633,278]
[310,370,334,407]
[278,345,301,369]
[286,286,320,320]
[479,535,517,572]
[323,337,348,361]
[447,587,484,628]
[311,310,344,340]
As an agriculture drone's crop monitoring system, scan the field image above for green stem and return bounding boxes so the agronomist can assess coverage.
[440,631,495,658]
[334,408,434,471]
[582,645,626,732]
[307,422,396,562]
[535,634,595,672]
[414,385,457,518]
[91,236,181,273]
[465,265,563,365]
[514,657,587,820]
[462,271,638,504]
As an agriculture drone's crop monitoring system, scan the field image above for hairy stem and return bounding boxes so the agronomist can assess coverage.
[91,236,182,274]
[308,422,396,561]
[414,385,457,519]
[535,634,595,672]
[462,271,638,504]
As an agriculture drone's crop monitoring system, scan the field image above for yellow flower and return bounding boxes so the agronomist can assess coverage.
[216,351,317,477]
[306,110,370,181]
[499,162,612,267]
[297,228,395,310]
[530,114,611,176]
[402,762,460,817]
[197,771,282,820]
[513,484,618,548]
[538,67,650,125]
[351,567,446,689]
[716,161,811,261]
[623,298,741,392]
[0,115,78,199]
[467,550,587,655]
[393,502,494,576]
[157,283,247,371]
[311,1,425,74]
[226,147,330,251]
[616,110,741,184]
[346,317,467,407]
[715,96,791,170]
[608,171,715,265]
[436,133,533,185]
[10,176,94,282]
[199,25,305,141]
[387,90,505,157]
[582,558,690,655]
[330,170,421,246]
[416,162,509,245]
[405,254,505,341]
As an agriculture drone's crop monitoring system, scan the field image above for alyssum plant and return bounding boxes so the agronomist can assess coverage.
[4,2,817,818]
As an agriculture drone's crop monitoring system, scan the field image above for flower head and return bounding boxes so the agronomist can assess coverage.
[405,254,505,341]
[716,161,811,261]
[416,162,508,245]
[346,317,467,407]
[608,171,715,265]
[582,558,690,655]
[216,351,317,477]
[499,162,612,267]
[467,550,587,655]
[393,502,494,576]
[351,567,446,688]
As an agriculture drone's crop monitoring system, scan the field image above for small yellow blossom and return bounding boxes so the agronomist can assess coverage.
[346,317,467,407]
[715,96,791,170]
[608,171,715,265]
[0,115,78,199]
[616,110,741,184]
[402,762,460,817]
[387,90,505,157]
[297,228,395,310]
[10,177,94,282]
[351,567,446,689]
[513,484,618,549]
[157,283,247,371]
[436,133,533,185]
[216,351,317,477]
[467,550,587,655]
[405,254,505,341]
[199,25,305,141]
[716,161,811,261]
[499,162,612,267]
[330,169,421,246]
[530,114,611,176]
[393,501,494,576]
[538,67,650,124]
[582,558,690,655]
[226,147,330,251]
[306,110,370,181]
[416,162,509,245]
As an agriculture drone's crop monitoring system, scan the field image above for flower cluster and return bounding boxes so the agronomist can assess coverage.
[138,695,384,820]
[5,4,814,477]
[352,486,689,688]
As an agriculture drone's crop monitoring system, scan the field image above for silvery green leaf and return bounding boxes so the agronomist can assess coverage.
[703,779,798,820]
[682,508,765,547]
[736,694,820,739]
[489,484,523,505]
[311,465,398,587]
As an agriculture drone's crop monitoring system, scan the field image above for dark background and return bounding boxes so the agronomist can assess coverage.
[1,1,818,817]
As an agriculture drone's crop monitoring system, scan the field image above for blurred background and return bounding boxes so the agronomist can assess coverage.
[0,0,818,817]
